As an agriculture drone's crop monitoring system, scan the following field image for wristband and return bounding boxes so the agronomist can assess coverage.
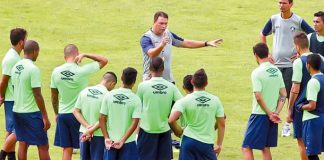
[296,103,304,112]
[205,41,208,47]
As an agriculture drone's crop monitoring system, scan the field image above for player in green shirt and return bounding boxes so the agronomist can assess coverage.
[242,43,287,160]
[73,72,117,160]
[169,69,225,160]
[51,44,108,160]
[0,28,27,160]
[296,54,324,160]
[99,67,141,160]
[11,40,51,160]
[136,57,182,160]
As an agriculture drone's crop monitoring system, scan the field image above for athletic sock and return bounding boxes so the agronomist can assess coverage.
[0,150,7,160]
[7,152,16,160]
[308,155,319,160]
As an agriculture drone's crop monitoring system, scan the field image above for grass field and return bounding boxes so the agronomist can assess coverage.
[0,0,323,159]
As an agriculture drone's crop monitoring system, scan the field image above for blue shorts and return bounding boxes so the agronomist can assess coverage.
[137,128,172,160]
[179,135,216,160]
[13,111,48,145]
[4,101,14,133]
[302,116,324,156]
[54,113,80,148]
[104,141,138,160]
[292,108,303,138]
[80,134,105,160]
[242,114,278,150]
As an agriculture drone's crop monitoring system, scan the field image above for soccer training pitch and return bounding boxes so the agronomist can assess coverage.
[0,0,323,159]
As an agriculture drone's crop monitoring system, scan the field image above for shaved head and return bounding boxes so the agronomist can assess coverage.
[64,44,78,57]
[103,72,117,84]
[24,40,39,54]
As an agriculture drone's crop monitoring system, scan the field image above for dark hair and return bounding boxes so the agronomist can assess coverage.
[24,40,39,54]
[122,67,138,85]
[307,54,322,71]
[103,71,117,84]
[154,11,168,22]
[149,57,164,72]
[253,43,269,59]
[314,11,324,22]
[192,69,207,88]
[293,32,309,49]
[288,0,293,3]
[183,75,193,92]
[10,28,27,46]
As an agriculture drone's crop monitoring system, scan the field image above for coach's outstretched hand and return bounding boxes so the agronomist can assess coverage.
[207,39,223,47]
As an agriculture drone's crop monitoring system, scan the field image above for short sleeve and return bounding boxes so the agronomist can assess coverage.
[292,59,303,83]
[215,98,225,118]
[261,19,272,36]
[74,92,83,109]
[31,67,41,88]
[172,99,185,113]
[132,96,142,118]
[2,59,14,76]
[251,71,262,92]
[140,36,154,54]
[79,62,100,77]
[306,78,320,101]
[173,86,183,101]
[301,19,315,34]
[100,94,109,115]
[170,32,184,47]
[50,70,57,88]
[136,83,144,101]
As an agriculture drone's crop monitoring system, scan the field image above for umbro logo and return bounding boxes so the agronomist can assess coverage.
[152,84,168,91]
[61,71,75,77]
[88,89,103,95]
[266,68,278,74]
[196,96,211,104]
[16,65,24,71]
[114,94,129,101]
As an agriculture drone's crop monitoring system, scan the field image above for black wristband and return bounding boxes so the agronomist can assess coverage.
[204,41,208,47]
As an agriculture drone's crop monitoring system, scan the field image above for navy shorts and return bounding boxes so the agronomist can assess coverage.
[242,114,278,150]
[80,134,105,160]
[4,101,14,133]
[292,108,303,138]
[302,116,324,156]
[137,128,172,160]
[13,111,48,145]
[179,135,216,160]
[54,113,80,148]
[104,141,138,160]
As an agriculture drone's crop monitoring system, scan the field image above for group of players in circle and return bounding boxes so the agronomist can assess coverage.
[0,0,324,160]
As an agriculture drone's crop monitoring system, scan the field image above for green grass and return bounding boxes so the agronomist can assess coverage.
[0,0,323,159]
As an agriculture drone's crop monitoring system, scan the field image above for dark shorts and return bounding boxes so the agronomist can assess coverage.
[80,134,105,160]
[292,109,303,138]
[179,135,216,160]
[242,114,278,150]
[13,111,48,145]
[104,141,138,160]
[137,128,172,160]
[302,116,324,156]
[4,101,14,133]
[278,67,293,98]
[54,113,80,148]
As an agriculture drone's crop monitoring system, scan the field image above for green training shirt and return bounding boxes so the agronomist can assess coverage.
[303,73,323,121]
[172,90,224,144]
[50,62,100,113]
[251,62,285,114]
[292,52,313,83]
[1,48,21,101]
[75,84,108,136]
[11,59,41,113]
[137,77,183,133]
[100,88,141,143]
